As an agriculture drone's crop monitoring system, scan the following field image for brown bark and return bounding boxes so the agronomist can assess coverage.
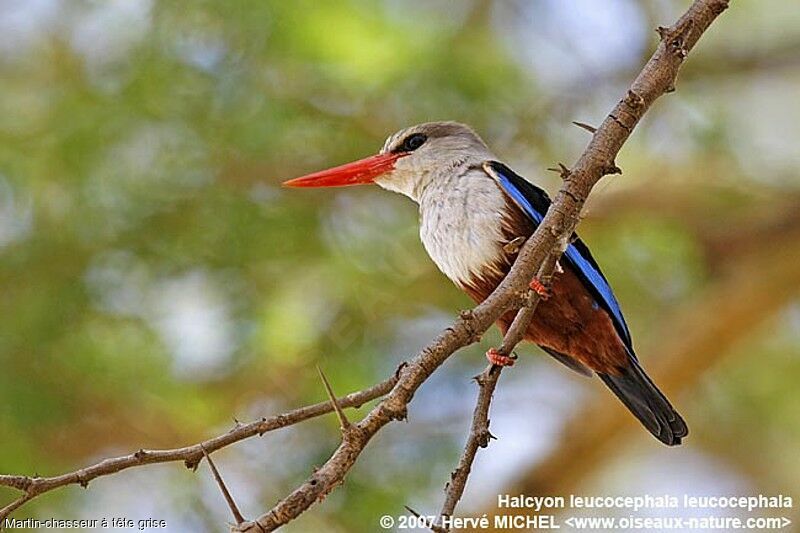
[476,224,800,531]
[0,1,731,529]
[234,1,730,530]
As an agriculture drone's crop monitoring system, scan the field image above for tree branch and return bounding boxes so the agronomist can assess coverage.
[434,254,562,532]
[506,224,800,502]
[233,2,729,531]
[0,1,729,529]
[0,376,397,521]
[470,223,800,531]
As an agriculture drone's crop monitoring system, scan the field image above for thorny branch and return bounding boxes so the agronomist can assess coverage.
[434,254,562,532]
[0,0,729,529]
[232,1,728,531]
[0,377,397,522]
[507,222,800,503]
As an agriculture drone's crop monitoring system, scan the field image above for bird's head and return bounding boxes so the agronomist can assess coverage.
[283,121,494,201]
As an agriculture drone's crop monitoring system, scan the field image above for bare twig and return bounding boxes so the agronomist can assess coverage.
[432,366,500,533]
[434,254,562,532]
[0,376,397,521]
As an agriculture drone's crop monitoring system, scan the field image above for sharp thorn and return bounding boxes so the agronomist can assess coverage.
[548,163,571,180]
[572,121,597,133]
[503,236,526,254]
[316,365,351,430]
[201,447,246,526]
[404,505,421,518]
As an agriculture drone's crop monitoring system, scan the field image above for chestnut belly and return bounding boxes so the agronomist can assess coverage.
[464,265,629,374]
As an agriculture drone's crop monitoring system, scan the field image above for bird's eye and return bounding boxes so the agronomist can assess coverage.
[402,133,427,152]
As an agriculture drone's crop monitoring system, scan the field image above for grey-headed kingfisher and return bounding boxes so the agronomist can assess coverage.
[284,121,688,446]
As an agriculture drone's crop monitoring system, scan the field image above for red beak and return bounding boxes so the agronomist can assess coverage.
[282,152,405,188]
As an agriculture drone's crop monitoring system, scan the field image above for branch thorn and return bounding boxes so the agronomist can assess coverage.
[316,365,351,431]
[202,446,246,526]
[572,121,597,134]
[546,162,571,180]
[503,236,526,254]
[404,505,421,518]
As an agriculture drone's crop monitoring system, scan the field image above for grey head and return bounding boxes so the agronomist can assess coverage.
[282,121,510,287]
[374,121,496,202]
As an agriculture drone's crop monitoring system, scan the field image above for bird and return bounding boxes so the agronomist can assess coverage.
[283,121,688,446]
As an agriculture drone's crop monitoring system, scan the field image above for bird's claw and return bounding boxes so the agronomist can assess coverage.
[529,277,551,300]
[486,348,516,367]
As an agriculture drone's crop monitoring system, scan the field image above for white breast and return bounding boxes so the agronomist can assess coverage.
[418,169,508,287]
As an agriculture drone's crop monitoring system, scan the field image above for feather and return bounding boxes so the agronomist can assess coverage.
[483,161,633,350]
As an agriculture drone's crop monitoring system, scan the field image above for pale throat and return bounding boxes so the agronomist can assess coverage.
[374,170,427,202]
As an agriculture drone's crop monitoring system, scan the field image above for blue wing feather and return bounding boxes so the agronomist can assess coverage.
[488,162,633,349]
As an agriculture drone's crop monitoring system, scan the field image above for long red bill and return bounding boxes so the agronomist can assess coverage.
[282,152,404,188]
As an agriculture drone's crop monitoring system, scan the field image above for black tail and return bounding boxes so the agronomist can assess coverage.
[598,360,688,446]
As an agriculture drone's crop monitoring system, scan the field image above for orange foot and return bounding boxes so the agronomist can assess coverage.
[486,348,515,367]
[529,277,551,300]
